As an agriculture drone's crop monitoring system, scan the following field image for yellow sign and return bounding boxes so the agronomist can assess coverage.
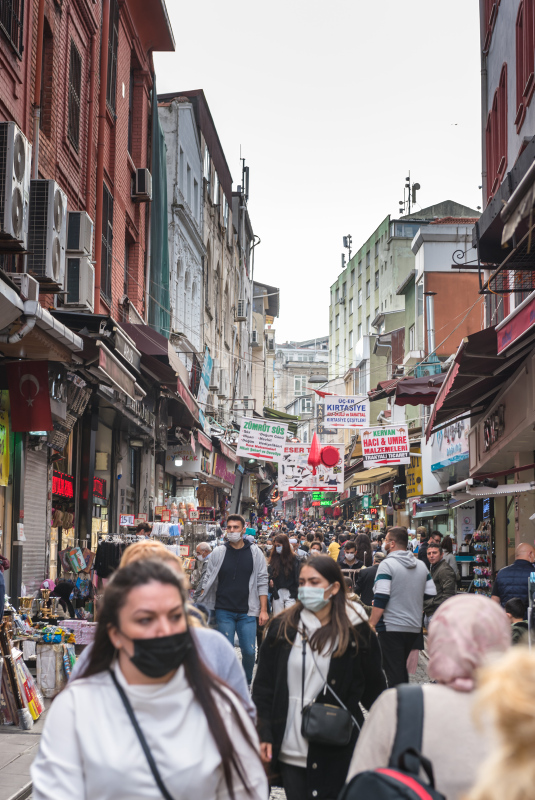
[0,410,9,487]
[265,316,274,325]
[406,454,422,499]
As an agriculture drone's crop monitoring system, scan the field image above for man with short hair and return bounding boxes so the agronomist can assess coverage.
[491,542,535,612]
[370,526,437,686]
[424,542,456,626]
[192,541,213,621]
[339,541,364,570]
[505,597,529,643]
[200,514,269,684]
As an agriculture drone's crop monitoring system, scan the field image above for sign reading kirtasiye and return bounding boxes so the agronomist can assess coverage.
[324,395,369,428]
[236,418,289,462]
[361,424,410,467]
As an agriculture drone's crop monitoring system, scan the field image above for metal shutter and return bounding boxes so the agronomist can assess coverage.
[22,447,48,594]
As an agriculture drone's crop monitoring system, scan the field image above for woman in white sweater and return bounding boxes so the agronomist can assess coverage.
[31,559,267,800]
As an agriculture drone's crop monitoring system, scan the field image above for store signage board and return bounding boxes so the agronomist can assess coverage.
[361,495,371,509]
[212,453,236,485]
[113,327,141,372]
[97,343,136,400]
[197,348,213,408]
[189,509,200,520]
[93,477,107,501]
[320,500,332,506]
[324,396,369,428]
[430,416,469,472]
[179,545,190,557]
[133,514,147,526]
[120,514,135,526]
[406,454,423,499]
[497,295,535,353]
[236,418,288,462]
[52,471,75,498]
[361,425,410,467]
[279,444,344,493]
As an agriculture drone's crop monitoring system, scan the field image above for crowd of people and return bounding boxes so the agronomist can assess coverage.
[30,514,535,800]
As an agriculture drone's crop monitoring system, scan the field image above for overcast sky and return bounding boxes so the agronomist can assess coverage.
[155,0,482,344]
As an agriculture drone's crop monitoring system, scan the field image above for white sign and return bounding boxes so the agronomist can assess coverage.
[17,523,25,542]
[279,444,344,493]
[361,424,410,467]
[120,514,135,526]
[236,418,288,462]
[324,395,369,428]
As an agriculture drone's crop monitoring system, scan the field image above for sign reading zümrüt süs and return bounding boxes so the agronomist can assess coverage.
[324,396,369,428]
[236,418,288,462]
[361,424,410,467]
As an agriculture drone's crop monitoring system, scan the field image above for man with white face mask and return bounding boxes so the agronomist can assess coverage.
[191,542,212,607]
[200,514,269,685]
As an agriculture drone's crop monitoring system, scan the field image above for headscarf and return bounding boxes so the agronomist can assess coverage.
[428,594,510,692]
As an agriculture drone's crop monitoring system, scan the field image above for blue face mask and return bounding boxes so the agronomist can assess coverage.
[298,584,333,613]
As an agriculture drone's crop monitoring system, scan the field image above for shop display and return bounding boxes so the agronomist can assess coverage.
[470,521,493,596]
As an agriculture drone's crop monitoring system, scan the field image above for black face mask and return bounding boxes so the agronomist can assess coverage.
[123,631,192,678]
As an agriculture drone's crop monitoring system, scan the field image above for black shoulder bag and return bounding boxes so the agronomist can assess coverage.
[300,633,361,747]
[109,670,174,800]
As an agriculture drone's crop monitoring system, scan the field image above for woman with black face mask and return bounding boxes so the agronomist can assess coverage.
[31,559,267,800]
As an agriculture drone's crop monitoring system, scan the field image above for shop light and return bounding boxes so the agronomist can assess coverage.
[174,458,183,467]
[192,476,199,482]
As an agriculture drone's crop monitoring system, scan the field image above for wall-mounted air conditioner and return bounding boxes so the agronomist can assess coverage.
[0,121,32,249]
[235,299,247,321]
[63,255,94,311]
[66,211,93,256]
[133,168,152,201]
[6,272,39,302]
[27,179,67,289]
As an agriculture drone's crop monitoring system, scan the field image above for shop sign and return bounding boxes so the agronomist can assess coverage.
[189,509,200,520]
[0,409,9,487]
[361,425,410,467]
[279,444,344,493]
[212,453,236,485]
[97,343,136,400]
[320,500,332,506]
[312,492,324,500]
[6,361,53,432]
[316,403,337,435]
[197,347,213,408]
[52,471,75,498]
[220,441,239,463]
[166,443,203,475]
[497,295,535,353]
[93,476,107,501]
[176,378,200,422]
[197,430,213,451]
[311,501,321,507]
[133,514,147,526]
[406,454,423,499]
[324,395,369,428]
[430,416,469,472]
[361,495,371,509]
[236,417,288,462]
[155,506,165,516]
[483,405,504,452]
[483,498,491,519]
[113,327,141,372]
[179,545,190,557]
[120,514,135,526]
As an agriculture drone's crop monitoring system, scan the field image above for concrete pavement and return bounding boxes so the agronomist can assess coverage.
[0,703,49,800]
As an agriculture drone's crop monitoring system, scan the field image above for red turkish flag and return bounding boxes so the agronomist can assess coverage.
[6,361,53,432]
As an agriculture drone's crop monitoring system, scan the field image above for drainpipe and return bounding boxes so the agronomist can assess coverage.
[85,32,98,213]
[0,316,36,344]
[32,0,46,179]
[426,294,435,355]
[93,0,111,313]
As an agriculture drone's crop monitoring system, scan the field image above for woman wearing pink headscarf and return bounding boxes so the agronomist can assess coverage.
[344,595,511,800]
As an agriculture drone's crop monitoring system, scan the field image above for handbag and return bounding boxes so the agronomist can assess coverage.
[109,669,174,800]
[300,632,360,747]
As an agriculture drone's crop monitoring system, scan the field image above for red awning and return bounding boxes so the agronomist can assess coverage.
[394,374,446,406]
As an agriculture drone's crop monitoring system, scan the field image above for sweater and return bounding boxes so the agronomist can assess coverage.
[32,662,267,800]
[347,684,492,800]
[200,541,269,615]
[374,550,436,633]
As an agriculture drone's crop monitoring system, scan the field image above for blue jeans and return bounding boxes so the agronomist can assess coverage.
[215,609,257,684]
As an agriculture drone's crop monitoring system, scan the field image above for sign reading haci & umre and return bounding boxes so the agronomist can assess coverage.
[361,424,410,467]
[324,396,369,428]
[236,418,288,462]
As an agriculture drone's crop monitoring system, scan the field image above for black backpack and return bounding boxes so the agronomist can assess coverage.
[338,685,446,800]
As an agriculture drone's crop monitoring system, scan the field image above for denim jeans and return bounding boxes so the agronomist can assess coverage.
[215,609,257,684]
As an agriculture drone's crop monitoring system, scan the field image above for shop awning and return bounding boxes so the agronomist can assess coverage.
[121,323,190,388]
[369,374,446,406]
[348,466,398,487]
[413,507,449,519]
[263,406,298,435]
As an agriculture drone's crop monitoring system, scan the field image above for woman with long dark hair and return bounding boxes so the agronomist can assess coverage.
[31,559,267,800]
[269,533,300,615]
[253,555,386,800]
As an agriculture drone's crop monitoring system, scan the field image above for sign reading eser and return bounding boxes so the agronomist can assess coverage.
[236,418,288,462]
[324,396,369,428]
[361,424,410,467]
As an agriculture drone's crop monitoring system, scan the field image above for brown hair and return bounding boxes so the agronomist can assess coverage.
[269,534,296,578]
[119,539,183,571]
[442,535,453,554]
[226,514,245,528]
[387,527,409,548]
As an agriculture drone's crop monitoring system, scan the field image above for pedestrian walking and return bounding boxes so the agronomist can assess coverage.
[424,541,457,627]
[339,541,363,570]
[345,594,511,800]
[252,555,386,800]
[355,531,373,566]
[490,542,535,612]
[199,513,269,685]
[269,534,300,615]
[504,597,529,643]
[441,535,460,581]
[370,526,436,686]
[354,551,385,607]
[32,559,267,800]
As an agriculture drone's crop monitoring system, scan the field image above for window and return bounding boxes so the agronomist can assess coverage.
[358,289,362,306]
[300,398,312,413]
[350,270,355,286]
[375,307,379,319]
[409,324,415,351]
[375,241,379,258]
[417,282,424,316]
[515,1,535,131]
[349,297,354,315]
[101,184,114,302]
[179,148,184,192]
[366,251,371,267]
[40,20,53,138]
[335,287,339,302]
[342,281,346,297]
[344,306,347,324]
[358,323,362,340]
[358,260,362,275]
[194,179,199,220]
[359,362,367,395]
[187,164,192,206]
[127,67,135,154]
[67,41,82,151]
[366,280,370,298]
[222,194,229,229]
[213,171,220,206]
[375,270,379,289]
[106,0,119,113]
[204,148,211,195]
[486,65,508,200]
[0,0,24,56]
[336,314,340,329]
[484,0,500,52]
[123,238,130,295]
[335,345,339,361]
[295,376,307,396]
[303,429,308,444]
[349,330,353,349]
[366,315,370,333]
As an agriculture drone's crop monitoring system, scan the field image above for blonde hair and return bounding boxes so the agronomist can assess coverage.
[119,539,183,571]
[467,648,535,800]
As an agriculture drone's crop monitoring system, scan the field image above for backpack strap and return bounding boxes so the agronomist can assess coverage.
[388,685,424,775]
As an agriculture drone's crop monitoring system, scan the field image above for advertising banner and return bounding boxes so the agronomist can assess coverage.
[406,453,423,499]
[236,418,288,462]
[361,424,410,467]
[197,347,213,408]
[324,395,369,428]
[279,444,344,493]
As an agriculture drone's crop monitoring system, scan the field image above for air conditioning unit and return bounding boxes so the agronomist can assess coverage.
[209,362,220,392]
[217,368,229,398]
[66,211,93,256]
[6,272,39,302]
[133,168,152,201]
[27,179,67,289]
[0,121,32,249]
[235,299,247,321]
[63,255,94,311]
[339,293,346,304]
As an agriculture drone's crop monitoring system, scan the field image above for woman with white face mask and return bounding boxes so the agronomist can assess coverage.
[253,556,386,800]
[269,534,300,615]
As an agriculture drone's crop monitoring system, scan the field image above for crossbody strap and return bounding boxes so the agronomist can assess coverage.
[389,684,424,774]
[109,670,174,800]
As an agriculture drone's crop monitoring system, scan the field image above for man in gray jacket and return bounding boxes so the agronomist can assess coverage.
[200,513,269,684]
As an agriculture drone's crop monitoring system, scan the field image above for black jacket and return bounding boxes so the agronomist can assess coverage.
[354,564,379,606]
[418,540,430,569]
[268,559,300,600]
[252,615,386,799]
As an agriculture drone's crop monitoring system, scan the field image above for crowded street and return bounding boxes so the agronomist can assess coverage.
[1,1,535,799]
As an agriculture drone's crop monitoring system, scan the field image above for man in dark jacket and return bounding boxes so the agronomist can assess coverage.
[491,542,535,613]
[424,542,456,624]
[355,551,385,605]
